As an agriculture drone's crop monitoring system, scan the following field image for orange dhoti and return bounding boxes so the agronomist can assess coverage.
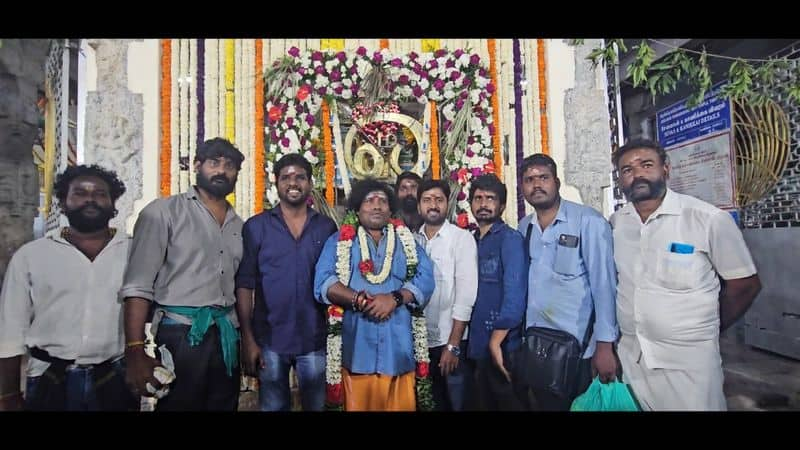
[342,368,416,411]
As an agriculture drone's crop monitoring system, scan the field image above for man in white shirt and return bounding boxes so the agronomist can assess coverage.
[610,139,761,411]
[414,179,478,410]
[0,165,137,411]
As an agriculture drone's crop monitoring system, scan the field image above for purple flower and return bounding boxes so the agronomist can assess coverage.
[280,137,290,148]
[462,78,472,88]
[390,58,403,67]
[479,68,487,77]
[466,149,474,157]
[488,124,495,135]
[311,51,323,61]
[305,114,316,127]
[470,54,481,65]
[455,99,465,111]
[471,167,483,178]
[372,52,383,64]
[457,191,466,200]
[288,47,300,58]
[460,90,469,99]
[297,67,307,76]
[450,171,459,181]
[468,136,475,144]
[486,83,495,94]
[443,120,452,131]
[270,130,278,141]
[350,65,358,75]
[398,74,410,85]
[334,85,344,95]
[446,59,455,69]
[388,81,396,92]
[317,86,327,95]
[335,51,346,62]
[314,65,326,75]
[301,137,307,146]
[454,49,464,58]
[330,70,342,81]
[412,85,424,97]
[350,85,359,95]
[428,60,438,69]
[356,46,367,57]
[419,70,429,79]
[450,70,462,81]
[434,49,447,58]
[433,79,446,91]
[286,117,294,128]
[409,51,419,60]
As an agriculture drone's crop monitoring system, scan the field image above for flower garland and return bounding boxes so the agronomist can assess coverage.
[537,39,549,155]
[325,211,432,411]
[254,39,265,214]
[487,39,502,181]
[513,39,525,221]
[322,100,335,205]
[170,40,180,195]
[159,39,172,198]
[429,101,439,179]
[264,46,496,227]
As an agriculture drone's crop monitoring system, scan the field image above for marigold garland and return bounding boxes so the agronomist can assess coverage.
[429,101,440,180]
[537,39,549,156]
[225,39,236,206]
[254,39,265,214]
[488,39,502,181]
[160,39,172,198]
[321,100,335,206]
[380,39,389,50]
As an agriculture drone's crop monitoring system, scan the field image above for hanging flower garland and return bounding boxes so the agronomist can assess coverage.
[160,39,172,198]
[254,39,265,214]
[321,100,335,205]
[487,39,503,181]
[537,39,549,156]
[325,211,432,411]
[264,46,496,228]
[429,101,439,180]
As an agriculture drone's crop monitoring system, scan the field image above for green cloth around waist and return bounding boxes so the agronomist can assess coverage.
[160,305,239,377]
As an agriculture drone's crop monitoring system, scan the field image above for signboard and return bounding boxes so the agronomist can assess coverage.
[656,83,736,210]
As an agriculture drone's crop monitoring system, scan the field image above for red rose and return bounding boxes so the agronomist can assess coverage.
[326,383,342,404]
[416,362,430,378]
[389,218,405,228]
[483,161,496,174]
[359,259,374,275]
[456,212,469,229]
[339,224,356,241]
[268,105,282,122]
[328,305,343,318]
[297,84,311,101]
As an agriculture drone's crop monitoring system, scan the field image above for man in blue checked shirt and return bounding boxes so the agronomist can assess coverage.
[517,154,619,411]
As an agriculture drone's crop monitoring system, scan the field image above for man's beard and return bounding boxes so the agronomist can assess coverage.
[623,177,666,202]
[400,195,418,214]
[422,209,446,226]
[64,203,115,232]
[197,171,236,198]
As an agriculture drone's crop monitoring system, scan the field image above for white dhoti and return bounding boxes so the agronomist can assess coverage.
[617,334,726,411]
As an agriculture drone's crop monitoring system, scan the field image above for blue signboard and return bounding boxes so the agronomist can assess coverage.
[656,83,732,148]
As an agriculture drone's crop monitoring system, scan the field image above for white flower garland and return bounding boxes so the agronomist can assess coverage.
[357,224,396,284]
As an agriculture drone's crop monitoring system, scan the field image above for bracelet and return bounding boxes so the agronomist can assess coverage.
[0,391,22,401]
[125,340,146,348]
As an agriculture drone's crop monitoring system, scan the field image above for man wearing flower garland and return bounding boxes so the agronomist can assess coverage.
[467,174,528,410]
[121,138,245,411]
[314,179,435,411]
[235,153,337,411]
[414,179,478,411]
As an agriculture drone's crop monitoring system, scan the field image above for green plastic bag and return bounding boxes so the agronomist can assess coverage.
[570,377,641,411]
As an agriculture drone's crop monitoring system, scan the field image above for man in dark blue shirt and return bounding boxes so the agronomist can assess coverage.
[235,153,338,411]
[466,174,528,411]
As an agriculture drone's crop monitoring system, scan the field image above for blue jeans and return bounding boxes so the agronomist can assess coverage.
[429,341,472,411]
[258,346,326,411]
[25,358,136,411]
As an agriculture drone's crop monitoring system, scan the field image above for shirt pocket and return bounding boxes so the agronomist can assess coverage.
[479,253,501,283]
[655,249,705,291]
[553,244,580,277]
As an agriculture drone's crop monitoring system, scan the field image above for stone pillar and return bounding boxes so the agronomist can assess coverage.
[84,39,143,230]
[0,39,49,280]
[563,39,613,215]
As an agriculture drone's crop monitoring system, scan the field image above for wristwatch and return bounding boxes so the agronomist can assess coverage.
[391,290,404,307]
[446,344,461,357]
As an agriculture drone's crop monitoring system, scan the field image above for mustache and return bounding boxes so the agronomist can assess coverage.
[476,208,492,215]
[424,208,441,214]
[211,175,230,183]
[532,188,547,195]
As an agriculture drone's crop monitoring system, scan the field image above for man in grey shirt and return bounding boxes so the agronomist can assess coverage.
[121,138,245,411]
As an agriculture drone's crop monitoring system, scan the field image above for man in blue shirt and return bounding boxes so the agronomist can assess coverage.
[467,174,528,410]
[517,153,619,410]
[314,179,435,411]
[235,153,338,411]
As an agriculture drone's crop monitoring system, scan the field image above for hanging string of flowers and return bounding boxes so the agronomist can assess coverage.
[429,101,440,180]
[322,100,335,206]
[160,39,172,198]
[487,39,502,181]
[254,39,265,214]
[537,39,549,155]
[225,39,236,206]
[513,39,525,221]
[380,39,389,50]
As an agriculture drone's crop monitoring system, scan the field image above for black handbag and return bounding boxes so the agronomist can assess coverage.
[514,223,594,399]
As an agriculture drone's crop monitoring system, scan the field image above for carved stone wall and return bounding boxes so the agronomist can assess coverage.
[84,39,143,230]
[0,39,49,279]
[563,39,613,215]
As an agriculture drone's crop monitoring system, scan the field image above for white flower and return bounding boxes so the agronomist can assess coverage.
[458,53,471,68]
[285,129,301,152]
[341,89,353,100]
[470,117,483,130]
[442,104,455,121]
[267,185,279,206]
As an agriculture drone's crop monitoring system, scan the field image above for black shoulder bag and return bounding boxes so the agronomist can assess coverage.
[514,222,594,399]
